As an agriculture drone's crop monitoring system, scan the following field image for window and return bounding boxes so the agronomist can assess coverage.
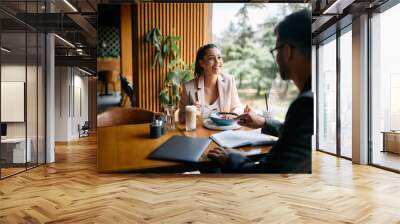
[339,28,352,158]
[212,3,307,121]
[0,1,47,179]
[370,2,400,171]
[317,36,337,154]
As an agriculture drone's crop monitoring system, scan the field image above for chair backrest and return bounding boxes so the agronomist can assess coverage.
[120,74,136,106]
[82,121,90,130]
[120,75,133,96]
[97,107,163,128]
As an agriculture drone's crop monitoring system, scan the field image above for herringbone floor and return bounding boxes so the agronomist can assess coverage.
[1,135,400,223]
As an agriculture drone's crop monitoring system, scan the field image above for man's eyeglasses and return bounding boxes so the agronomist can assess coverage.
[270,45,284,58]
[270,44,293,58]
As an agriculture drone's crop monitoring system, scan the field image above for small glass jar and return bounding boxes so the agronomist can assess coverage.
[163,104,176,131]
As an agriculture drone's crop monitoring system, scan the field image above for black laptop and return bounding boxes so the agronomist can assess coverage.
[148,135,211,163]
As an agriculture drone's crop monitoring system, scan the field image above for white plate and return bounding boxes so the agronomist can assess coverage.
[203,118,241,131]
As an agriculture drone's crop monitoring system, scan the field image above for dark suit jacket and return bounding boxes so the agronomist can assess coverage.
[223,79,313,173]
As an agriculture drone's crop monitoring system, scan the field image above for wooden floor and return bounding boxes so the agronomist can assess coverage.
[1,135,400,223]
[372,150,400,171]
[1,163,46,178]
[1,167,26,178]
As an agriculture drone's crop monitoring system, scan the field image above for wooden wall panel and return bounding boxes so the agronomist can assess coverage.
[132,3,210,112]
[120,5,133,84]
[88,77,97,132]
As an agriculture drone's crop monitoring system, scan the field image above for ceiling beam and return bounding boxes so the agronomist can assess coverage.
[322,0,356,15]
[67,13,97,46]
[55,55,96,71]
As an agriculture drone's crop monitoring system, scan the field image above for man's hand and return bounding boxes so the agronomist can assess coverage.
[235,110,266,129]
[207,147,245,165]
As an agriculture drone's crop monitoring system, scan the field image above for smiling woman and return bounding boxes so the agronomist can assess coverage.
[178,43,244,122]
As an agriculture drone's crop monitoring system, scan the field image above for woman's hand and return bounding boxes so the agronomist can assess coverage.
[194,101,201,118]
[244,104,252,113]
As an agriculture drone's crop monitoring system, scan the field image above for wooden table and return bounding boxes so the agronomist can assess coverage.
[97,121,272,172]
[381,131,400,154]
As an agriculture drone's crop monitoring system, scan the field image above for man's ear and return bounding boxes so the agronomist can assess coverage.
[285,45,293,61]
[282,45,292,64]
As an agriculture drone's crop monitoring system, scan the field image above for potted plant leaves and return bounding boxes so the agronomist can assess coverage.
[145,28,194,130]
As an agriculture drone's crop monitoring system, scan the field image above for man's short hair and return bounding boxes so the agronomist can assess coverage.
[274,8,311,59]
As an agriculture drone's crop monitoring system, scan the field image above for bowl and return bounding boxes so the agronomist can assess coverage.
[209,112,238,126]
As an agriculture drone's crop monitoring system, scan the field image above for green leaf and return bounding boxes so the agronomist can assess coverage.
[145,31,152,42]
[171,44,181,57]
[187,63,194,71]
[159,90,170,105]
[152,52,160,68]
[168,58,182,69]
[166,71,173,80]
[171,43,178,52]
[172,83,179,96]
[163,43,170,55]
[158,53,164,67]
[155,28,161,36]
[171,71,181,86]
[182,69,193,82]
[153,28,161,43]
[175,95,181,106]
[154,42,161,51]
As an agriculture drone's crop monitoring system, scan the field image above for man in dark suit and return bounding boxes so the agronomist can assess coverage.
[207,9,313,173]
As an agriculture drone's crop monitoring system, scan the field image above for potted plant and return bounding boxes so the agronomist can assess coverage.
[145,28,194,129]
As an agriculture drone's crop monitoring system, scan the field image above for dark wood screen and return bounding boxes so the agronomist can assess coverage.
[132,3,210,112]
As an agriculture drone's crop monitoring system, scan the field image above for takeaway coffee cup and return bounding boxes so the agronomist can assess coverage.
[185,105,197,131]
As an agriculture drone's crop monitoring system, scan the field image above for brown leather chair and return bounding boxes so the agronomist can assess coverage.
[97,107,163,128]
